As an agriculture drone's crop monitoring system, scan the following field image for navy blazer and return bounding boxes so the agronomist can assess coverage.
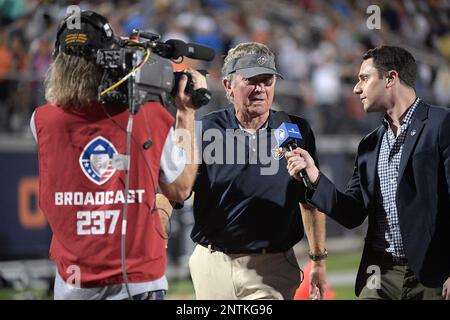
[308,100,450,296]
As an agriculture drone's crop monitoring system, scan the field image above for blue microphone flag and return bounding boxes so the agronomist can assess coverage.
[274,122,302,149]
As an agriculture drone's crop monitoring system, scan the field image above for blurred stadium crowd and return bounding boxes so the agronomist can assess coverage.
[0,0,449,134]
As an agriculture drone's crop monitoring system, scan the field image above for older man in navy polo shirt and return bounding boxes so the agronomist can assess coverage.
[188,42,328,300]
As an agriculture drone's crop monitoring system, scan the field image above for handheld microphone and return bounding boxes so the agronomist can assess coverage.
[273,112,312,189]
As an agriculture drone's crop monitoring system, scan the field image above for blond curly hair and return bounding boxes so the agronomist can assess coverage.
[45,52,102,109]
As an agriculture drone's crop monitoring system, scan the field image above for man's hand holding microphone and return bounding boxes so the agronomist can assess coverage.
[286,147,320,188]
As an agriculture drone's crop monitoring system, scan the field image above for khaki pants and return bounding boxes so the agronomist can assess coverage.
[359,261,443,300]
[188,244,301,300]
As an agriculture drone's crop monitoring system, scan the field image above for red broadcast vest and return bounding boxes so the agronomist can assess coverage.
[35,102,174,287]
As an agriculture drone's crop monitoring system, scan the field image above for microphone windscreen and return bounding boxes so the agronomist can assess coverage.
[185,43,216,61]
[165,39,188,58]
[272,111,303,149]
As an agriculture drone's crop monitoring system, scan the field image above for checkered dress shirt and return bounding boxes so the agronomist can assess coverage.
[372,98,419,260]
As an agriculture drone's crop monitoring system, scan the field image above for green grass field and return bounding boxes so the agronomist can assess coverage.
[0,251,361,300]
[327,252,361,300]
[166,280,357,300]
[326,252,361,272]
[166,251,362,300]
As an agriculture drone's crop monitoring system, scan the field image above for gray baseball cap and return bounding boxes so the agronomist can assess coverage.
[222,53,284,79]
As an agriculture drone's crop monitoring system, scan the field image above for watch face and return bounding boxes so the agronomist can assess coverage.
[309,250,328,261]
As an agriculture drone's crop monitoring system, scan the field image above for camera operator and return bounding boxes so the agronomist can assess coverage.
[29,10,205,300]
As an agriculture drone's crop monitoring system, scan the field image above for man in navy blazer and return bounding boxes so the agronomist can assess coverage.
[286,46,450,300]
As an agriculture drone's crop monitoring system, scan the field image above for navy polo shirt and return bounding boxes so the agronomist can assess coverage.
[191,107,319,252]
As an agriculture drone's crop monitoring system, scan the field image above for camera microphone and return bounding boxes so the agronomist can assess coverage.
[185,43,216,61]
[164,39,188,59]
[158,39,215,61]
[143,139,152,150]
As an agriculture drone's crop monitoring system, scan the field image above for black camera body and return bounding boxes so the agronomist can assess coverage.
[96,40,212,110]
[97,48,174,107]
[54,9,214,111]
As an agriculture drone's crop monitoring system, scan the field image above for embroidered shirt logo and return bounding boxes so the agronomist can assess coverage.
[79,136,118,185]
[271,146,286,160]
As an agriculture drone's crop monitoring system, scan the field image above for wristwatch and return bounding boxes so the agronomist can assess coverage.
[309,249,328,261]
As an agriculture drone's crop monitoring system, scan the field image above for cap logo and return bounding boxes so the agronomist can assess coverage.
[257,55,267,65]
